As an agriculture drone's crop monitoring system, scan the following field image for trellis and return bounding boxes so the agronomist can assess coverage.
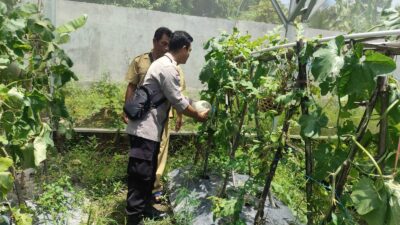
[199,29,400,225]
[252,29,400,225]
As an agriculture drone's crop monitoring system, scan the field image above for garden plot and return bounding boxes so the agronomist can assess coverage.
[167,167,300,225]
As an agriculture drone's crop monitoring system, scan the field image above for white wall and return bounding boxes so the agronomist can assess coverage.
[53,0,342,91]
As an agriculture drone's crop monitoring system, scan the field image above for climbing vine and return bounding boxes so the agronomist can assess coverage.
[198,27,400,225]
[0,2,86,223]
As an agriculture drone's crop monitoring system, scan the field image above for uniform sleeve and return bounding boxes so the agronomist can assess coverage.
[160,65,190,113]
[177,66,186,92]
[125,57,140,85]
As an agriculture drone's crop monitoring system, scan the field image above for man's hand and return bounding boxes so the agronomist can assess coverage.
[175,114,183,131]
[182,105,209,122]
[122,113,129,124]
[197,109,209,122]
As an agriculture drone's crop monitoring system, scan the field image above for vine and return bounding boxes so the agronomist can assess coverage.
[0,2,86,223]
[198,27,400,225]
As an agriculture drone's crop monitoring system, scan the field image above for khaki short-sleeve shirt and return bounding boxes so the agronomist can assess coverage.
[125,53,152,87]
[125,52,186,119]
[126,53,190,143]
[125,52,186,91]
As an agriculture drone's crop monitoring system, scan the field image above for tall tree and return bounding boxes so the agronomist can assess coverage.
[308,0,392,32]
[67,0,283,23]
[238,0,287,24]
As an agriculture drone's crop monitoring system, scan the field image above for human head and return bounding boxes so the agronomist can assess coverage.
[168,31,193,64]
[152,27,172,59]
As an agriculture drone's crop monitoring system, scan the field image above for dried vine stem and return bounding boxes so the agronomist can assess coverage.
[254,105,297,225]
[323,87,379,224]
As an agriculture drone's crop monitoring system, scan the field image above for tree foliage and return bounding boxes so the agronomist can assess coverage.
[68,0,285,23]
[198,26,400,224]
[308,0,393,32]
[0,1,86,223]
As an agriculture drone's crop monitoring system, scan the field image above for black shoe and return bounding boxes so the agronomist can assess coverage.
[126,215,144,225]
[143,206,168,220]
[152,191,163,204]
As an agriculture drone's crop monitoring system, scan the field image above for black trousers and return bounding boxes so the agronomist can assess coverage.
[126,135,160,217]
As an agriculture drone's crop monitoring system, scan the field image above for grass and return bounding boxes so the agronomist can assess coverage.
[64,77,201,131]
[63,76,126,129]
[33,133,200,225]
[36,136,128,224]
[45,78,368,224]
[33,128,327,225]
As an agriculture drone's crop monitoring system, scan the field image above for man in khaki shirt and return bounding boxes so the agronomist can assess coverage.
[124,27,185,204]
[125,30,208,225]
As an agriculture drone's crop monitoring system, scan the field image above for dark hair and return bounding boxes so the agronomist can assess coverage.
[169,31,193,52]
[153,27,172,41]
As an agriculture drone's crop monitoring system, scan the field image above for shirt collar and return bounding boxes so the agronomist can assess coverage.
[165,52,177,66]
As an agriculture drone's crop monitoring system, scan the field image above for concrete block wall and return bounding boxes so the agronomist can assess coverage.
[45,0,344,93]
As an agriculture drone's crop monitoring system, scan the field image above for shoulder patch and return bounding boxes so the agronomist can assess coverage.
[134,53,150,61]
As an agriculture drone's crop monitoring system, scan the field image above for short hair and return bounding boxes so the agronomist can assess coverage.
[153,27,172,41]
[169,31,193,52]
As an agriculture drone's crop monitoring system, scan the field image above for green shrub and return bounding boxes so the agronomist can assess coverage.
[36,176,83,223]
[44,136,127,197]
[64,74,126,129]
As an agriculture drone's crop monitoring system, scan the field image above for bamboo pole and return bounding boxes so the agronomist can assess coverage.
[323,87,379,223]
[296,40,314,225]
[377,76,388,170]
[254,106,296,225]
[254,40,310,224]
[251,29,400,57]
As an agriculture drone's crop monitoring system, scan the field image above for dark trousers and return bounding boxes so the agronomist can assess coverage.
[126,135,160,217]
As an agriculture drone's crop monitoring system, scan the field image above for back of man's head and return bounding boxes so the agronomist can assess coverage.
[169,31,193,52]
[154,27,172,41]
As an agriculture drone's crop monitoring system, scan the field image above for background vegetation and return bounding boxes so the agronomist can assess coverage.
[70,0,400,32]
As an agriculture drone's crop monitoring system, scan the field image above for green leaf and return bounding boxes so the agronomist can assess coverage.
[0,157,12,172]
[1,111,16,131]
[0,136,8,145]
[0,2,7,15]
[319,76,334,96]
[364,51,396,75]
[12,209,32,225]
[27,89,50,113]
[299,108,328,137]
[29,19,54,42]
[4,18,25,32]
[21,143,35,169]
[339,59,370,96]
[56,33,70,45]
[51,65,78,87]
[0,215,10,225]
[311,37,344,81]
[313,143,347,180]
[354,43,364,59]
[362,193,388,225]
[0,172,13,199]
[240,80,258,97]
[275,92,296,105]
[16,3,38,16]
[381,8,400,30]
[339,50,396,99]
[55,14,87,34]
[0,56,10,69]
[351,178,388,225]
[333,36,345,55]
[6,87,25,109]
[33,136,47,166]
[351,178,379,215]
[270,132,279,143]
[385,180,400,225]
[299,41,314,64]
